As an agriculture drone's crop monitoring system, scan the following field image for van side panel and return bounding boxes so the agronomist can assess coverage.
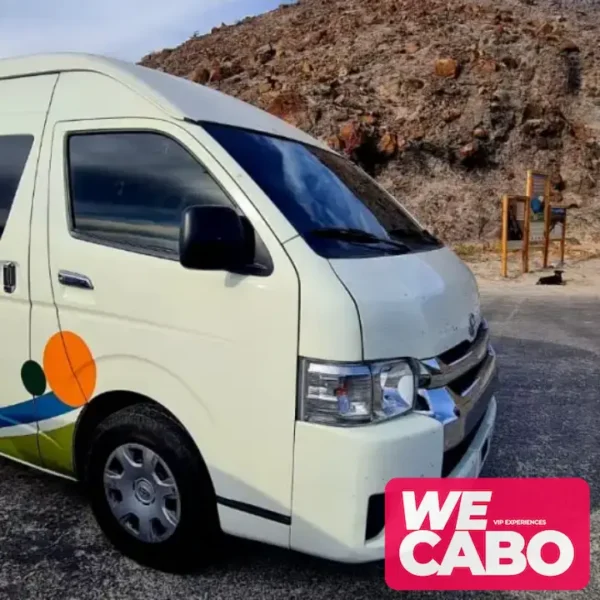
[0,75,58,114]
[27,69,174,475]
[47,71,165,121]
[41,72,300,548]
[0,74,58,466]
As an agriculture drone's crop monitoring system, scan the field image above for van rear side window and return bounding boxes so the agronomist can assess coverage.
[66,131,234,257]
[0,135,34,238]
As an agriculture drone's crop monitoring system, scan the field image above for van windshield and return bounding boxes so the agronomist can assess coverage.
[201,122,442,259]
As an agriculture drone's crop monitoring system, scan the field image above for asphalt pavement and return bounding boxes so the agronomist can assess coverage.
[0,290,598,600]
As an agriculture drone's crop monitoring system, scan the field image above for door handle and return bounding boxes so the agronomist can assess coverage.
[3,262,16,294]
[58,270,94,290]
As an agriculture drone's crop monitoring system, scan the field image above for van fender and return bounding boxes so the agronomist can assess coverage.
[78,354,215,468]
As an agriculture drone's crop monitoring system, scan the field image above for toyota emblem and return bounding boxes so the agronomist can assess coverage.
[468,313,477,339]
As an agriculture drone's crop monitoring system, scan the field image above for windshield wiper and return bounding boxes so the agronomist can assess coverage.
[389,228,441,246]
[308,227,411,253]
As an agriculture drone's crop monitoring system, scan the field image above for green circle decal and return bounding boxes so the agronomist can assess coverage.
[21,360,47,396]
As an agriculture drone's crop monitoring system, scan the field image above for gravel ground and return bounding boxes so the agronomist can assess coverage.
[0,289,598,600]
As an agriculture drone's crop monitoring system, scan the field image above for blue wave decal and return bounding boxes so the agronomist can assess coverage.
[0,393,73,429]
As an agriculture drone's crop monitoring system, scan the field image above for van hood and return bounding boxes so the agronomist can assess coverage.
[329,247,482,361]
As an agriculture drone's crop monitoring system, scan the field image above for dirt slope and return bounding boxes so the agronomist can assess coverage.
[139,0,600,243]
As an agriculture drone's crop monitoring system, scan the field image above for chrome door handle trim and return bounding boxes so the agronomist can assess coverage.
[58,270,94,290]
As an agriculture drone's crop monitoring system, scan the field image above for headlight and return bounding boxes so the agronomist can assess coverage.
[298,358,418,426]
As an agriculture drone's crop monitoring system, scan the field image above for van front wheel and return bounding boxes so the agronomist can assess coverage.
[84,404,221,573]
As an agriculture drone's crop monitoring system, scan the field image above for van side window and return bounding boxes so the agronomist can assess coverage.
[0,135,34,238]
[67,131,235,257]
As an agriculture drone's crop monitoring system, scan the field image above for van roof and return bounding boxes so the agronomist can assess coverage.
[0,52,328,149]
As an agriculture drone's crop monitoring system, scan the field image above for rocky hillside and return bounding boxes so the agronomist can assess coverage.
[139,0,600,243]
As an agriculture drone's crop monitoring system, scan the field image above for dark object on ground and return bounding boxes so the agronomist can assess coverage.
[536,270,565,286]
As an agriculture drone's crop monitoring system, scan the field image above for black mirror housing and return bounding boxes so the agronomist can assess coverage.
[179,205,253,271]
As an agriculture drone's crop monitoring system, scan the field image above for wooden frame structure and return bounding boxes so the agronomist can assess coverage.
[500,195,529,277]
[543,204,567,268]
[525,170,551,271]
[500,171,569,277]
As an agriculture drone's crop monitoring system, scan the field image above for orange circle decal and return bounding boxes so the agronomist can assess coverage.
[43,331,97,407]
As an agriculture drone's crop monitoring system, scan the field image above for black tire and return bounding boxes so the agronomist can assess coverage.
[83,403,222,573]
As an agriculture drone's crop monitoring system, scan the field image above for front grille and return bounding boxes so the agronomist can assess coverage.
[438,322,485,365]
[365,324,497,537]
[419,318,497,454]
[447,363,480,395]
[442,411,485,476]
[423,321,490,390]
[439,338,474,365]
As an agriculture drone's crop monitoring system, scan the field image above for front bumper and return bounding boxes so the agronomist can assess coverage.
[290,395,497,563]
[290,323,498,563]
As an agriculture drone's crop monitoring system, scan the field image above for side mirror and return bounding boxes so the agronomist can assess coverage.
[179,205,254,271]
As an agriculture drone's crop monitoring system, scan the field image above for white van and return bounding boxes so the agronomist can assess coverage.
[0,53,497,572]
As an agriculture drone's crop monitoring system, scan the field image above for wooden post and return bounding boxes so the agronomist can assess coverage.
[524,172,533,274]
[543,177,552,268]
[543,197,551,269]
[501,195,508,278]
[522,194,531,274]
[560,210,567,265]
[525,170,533,199]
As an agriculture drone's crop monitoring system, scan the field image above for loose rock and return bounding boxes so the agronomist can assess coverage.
[435,58,460,78]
